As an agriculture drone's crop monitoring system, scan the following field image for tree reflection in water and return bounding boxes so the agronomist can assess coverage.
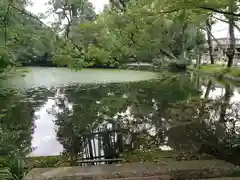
[1,72,240,165]
[49,73,240,165]
[0,87,54,156]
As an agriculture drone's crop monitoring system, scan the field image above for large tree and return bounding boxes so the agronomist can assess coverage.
[0,0,58,72]
[152,0,240,67]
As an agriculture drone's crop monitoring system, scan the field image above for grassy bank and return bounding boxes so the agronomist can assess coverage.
[189,64,240,81]
[200,65,240,77]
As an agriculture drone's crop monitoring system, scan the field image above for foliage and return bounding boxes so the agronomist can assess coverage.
[0,156,26,180]
[45,0,240,68]
[1,0,240,72]
[0,169,16,180]
[43,0,207,69]
[0,89,34,156]
[0,0,57,74]
[0,86,60,179]
[48,0,97,68]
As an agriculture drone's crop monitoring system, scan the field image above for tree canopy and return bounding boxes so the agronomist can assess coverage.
[0,0,208,72]
[1,0,240,72]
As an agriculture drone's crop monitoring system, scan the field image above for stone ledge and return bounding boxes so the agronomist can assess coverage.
[199,178,240,180]
[110,175,170,180]
[24,160,240,180]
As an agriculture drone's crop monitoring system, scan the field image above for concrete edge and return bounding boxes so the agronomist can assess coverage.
[24,160,240,180]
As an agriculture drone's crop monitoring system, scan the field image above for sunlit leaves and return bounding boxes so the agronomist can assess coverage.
[86,45,110,64]
[0,169,15,180]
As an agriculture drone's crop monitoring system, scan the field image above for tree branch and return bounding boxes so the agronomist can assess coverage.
[213,15,240,32]
[63,11,73,38]
[158,9,182,14]
[11,5,49,28]
[201,26,226,54]
[3,0,14,47]
[11,5,84,58]
[199,5,240,17]
[155,6,240,17]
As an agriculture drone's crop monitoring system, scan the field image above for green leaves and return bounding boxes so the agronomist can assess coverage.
[0,169,15,180]
[0,0,57,71]
[86,1,204,65]
[86,45,110,64]
[47,0,206,68]
[0,0,217,70]
[0,156,26,180]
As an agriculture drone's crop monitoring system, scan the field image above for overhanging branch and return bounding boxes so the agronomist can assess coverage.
[213,15,240,32]
[199,6,240,17]
[201,26,226,53]
[158,9,182,14]
[155,5,240,17]
[3,0,14,47]
[11,5,84,58]
[11,5,49,28]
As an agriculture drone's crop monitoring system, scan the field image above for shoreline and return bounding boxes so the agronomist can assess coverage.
[187,66,240,82]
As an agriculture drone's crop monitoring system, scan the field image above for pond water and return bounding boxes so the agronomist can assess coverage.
[1,67,240,164]
[1,67,157,89]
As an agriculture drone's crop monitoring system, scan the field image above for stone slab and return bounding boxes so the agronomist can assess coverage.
[24,160,240,180]
[199,178,240,180]
[110,175,170,180]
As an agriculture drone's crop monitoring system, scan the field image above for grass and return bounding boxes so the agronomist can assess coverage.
[199,64,240,78]
[122,150,177,164]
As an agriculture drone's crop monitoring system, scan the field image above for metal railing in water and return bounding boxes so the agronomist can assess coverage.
[77,128,129,166]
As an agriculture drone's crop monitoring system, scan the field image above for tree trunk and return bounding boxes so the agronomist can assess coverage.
[226,1,236,68]
[204,80,213,99]
[177,10,187,61]
[195,47,201,69]
[219,84,232,122]
[71,4,78,17]
[199,80,213,119]
[206,18,214,64]
[180,23,187,61]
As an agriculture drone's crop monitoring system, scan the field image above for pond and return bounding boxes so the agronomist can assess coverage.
[1,67,240,165]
